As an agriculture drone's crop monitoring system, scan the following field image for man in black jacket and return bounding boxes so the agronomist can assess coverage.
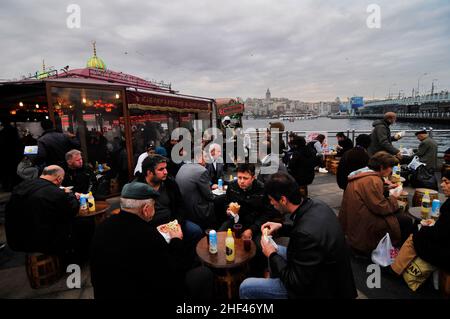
[62,149,97,195]
[5,165,92,264]
[240,172,356,299]
[335,132,354,157]
[220,163,279,244]
[36,119,80,169]
[90,182,213,299]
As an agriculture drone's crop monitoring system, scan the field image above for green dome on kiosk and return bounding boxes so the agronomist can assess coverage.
[37,60,49,79]
[87,41,106,70]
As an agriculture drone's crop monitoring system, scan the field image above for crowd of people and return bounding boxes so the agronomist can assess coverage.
[2,111,449,299]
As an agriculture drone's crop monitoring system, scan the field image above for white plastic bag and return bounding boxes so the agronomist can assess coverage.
[371,233,398,267]
[407,156,425,171]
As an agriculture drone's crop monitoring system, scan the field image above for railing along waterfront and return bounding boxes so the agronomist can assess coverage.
[244,129,450,158]
[355,113,450,121]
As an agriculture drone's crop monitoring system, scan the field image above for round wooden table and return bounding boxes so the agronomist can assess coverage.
[77,201,110,225]
[196,231,256,299]
[408,206,425,221]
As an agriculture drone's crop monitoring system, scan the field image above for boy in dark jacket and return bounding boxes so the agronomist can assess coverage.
[220,163,279,243]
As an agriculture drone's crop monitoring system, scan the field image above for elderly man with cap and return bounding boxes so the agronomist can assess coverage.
[90,182,213,299]
[368,112,403,158]
[412,128,438,171]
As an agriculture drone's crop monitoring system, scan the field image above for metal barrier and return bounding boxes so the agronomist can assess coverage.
[245,128,450,157]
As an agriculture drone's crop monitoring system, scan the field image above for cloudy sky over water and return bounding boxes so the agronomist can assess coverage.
[1,0,449,101]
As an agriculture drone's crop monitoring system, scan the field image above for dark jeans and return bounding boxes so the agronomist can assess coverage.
[315,155,325,168]
[181,220,204,268]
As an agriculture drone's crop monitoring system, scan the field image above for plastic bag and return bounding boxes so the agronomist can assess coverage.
[407,156,424,171]
[371,233,398,267]
[403,257,436,291]
[411,165,438,190]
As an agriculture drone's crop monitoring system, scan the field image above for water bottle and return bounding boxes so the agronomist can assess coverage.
[392,165,399,176]
[209,230,217,254]
[98,164,103,173]
[431,199,440,220]
[80,196,88,214]
[218,179,223,191]
[421,191,431,219]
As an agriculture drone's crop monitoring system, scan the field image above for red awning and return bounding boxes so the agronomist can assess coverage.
[126,91,211,113]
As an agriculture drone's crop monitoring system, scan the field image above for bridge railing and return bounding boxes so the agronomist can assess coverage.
[355,113,450,120]
[244,128,450,158]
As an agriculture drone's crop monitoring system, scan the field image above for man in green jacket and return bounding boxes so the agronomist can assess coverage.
[413,128,438,170]
[368,112,402,158]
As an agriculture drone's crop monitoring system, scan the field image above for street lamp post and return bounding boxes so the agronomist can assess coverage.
[388,83,396,99]
[431,79,438,95]
[417,73,428,97]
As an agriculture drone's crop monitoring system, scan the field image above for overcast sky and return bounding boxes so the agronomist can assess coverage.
[1,0,449,101]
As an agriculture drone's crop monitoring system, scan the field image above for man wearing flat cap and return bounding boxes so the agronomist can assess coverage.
[413,128,438,170]
[90,182,213,299]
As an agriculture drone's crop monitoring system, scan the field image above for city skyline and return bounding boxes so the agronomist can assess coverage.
[1,0,449,102]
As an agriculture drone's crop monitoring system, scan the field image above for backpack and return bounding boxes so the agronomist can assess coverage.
[410,165,438,190]
[16,157,39,181]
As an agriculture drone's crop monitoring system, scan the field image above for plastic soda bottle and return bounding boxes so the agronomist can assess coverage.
[209,230,217,254]
[421,191,431,219]
[88,192,96,213]
[225,228,235,262]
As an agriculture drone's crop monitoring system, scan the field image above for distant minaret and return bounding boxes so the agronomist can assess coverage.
[266,88,271,100]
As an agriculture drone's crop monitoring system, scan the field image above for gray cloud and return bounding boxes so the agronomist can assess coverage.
[0,0,449,101]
